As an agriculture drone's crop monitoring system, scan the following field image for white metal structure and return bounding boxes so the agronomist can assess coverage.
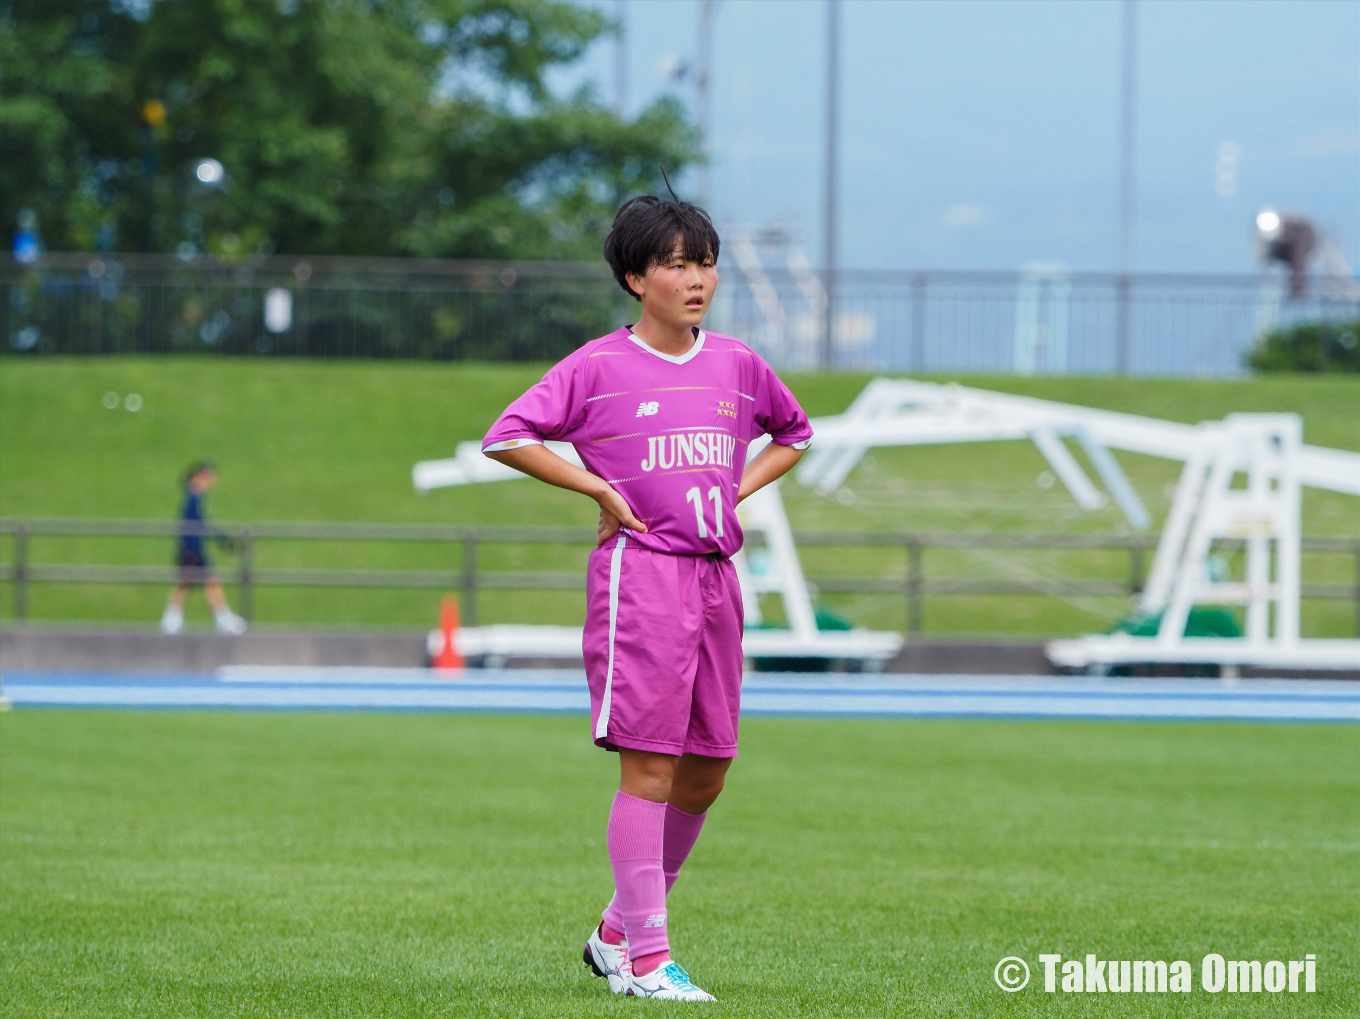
[797,378,1360,672]
[413,437,902,664]
[416,377,1358,673]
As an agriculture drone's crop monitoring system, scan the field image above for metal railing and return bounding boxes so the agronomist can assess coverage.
[4,253,1356,375]
[3,518,1357,636]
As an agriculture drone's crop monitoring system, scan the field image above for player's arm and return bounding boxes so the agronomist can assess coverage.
[485,442,647,545]
[737,440,807,504]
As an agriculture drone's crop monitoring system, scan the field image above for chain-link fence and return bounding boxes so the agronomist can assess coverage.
[4,253,1356,374]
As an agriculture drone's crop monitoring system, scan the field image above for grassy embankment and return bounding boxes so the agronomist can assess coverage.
[1,358,1356,636]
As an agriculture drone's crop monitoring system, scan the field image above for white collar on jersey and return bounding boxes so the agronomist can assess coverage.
[627,328,706,365]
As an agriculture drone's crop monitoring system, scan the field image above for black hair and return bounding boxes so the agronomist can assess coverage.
[184,461,214,484]
[603,180,720,301]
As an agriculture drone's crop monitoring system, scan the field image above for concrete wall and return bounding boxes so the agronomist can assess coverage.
[0,627,428,672]
[1,626,1059,675]
[9,627,1346,677]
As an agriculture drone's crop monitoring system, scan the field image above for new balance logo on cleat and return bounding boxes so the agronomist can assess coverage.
[636,401,660,417]
[642,912,666,928]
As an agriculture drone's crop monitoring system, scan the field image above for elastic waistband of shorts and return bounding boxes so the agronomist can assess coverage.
[597,539,730,562]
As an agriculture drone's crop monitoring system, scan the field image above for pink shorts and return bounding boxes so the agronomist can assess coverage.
[583,536,744,758]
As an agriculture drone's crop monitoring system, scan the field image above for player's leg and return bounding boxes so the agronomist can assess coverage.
[204,578,246,634]
[669,752,731,813]
[204,578,227,612]
[613,555,743,998]
[591,752,675,988]
[658,752,731,893]
[609,754,717,1002]
[160,582,188,634]
[605,748,676,979]
[620,746,678,800]
[582,544,700,991]
[608,555,719,1000]
[602,750,729,934]
[601,747,678,941]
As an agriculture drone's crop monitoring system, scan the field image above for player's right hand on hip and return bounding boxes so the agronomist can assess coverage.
[597,489,646,545]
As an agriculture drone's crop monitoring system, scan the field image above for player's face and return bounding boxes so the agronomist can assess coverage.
[630,242,718,329]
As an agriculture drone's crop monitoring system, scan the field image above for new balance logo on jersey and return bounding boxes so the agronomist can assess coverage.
[643,913,667,928]
[636,401,660,417]
[640,432,735,472]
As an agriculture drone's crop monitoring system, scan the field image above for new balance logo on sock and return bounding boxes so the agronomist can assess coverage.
[642,913,666,928]
[636,401,659,417]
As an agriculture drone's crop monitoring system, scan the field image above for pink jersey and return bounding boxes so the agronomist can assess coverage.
[482,327,812,557]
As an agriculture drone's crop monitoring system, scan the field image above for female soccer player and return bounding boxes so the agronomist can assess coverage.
[483,194,812,1001]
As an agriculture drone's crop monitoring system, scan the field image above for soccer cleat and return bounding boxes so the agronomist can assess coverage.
[214,611,247,635]
[623,960,716,1001]
[160,607,184,635]
[582,924,629,993]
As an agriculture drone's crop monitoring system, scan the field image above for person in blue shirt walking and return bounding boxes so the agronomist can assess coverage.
[160,462,246,634]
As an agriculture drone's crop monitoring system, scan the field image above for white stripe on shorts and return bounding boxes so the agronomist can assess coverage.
[594,534,627,740]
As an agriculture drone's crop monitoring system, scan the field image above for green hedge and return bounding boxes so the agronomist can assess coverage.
[1248,318,1360,373]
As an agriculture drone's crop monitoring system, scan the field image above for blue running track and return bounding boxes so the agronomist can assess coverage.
[2,668,1357,722]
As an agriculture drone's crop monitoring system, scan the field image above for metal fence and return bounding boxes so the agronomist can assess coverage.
[4,253,1357,375]
[3,518,1357,636]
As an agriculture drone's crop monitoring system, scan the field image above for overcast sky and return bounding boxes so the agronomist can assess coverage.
[549,0,1360,274]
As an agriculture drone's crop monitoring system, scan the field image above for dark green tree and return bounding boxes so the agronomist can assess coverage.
[1,0,697,259]
[1247,318,1360,373]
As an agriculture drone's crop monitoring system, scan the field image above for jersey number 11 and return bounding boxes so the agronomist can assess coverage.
[685,486,725,539]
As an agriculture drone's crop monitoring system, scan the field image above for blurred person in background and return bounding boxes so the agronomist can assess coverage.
[160,462,246,635]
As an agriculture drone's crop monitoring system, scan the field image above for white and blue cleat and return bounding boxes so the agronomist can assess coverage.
[623,960,716,1002]
[583,924,630,994]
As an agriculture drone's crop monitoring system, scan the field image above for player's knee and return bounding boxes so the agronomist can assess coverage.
[637,773,673,802]
[621,750,678,802]
[700,773,726,803]
[676,774,724,812]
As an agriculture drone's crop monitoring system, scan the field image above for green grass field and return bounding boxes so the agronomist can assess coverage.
[1,710,1356,1017]
[1,358,1357,636]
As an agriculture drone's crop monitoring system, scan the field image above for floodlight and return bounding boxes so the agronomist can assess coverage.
[1256,210,1317,297]
[657,53,689,80]
[195,159,225,185]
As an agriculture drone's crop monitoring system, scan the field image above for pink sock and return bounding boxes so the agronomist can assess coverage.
[605,791,669,960]
[662,803,707,893]
[602,802,709,937]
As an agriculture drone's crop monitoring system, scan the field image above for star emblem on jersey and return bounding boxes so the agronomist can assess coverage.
[716,399,737,419]
[636,401,660,417]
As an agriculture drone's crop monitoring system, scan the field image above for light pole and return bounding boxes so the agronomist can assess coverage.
[615,0,628,117]
[1116,0,1137,374]
[821,0,841,371]
[696,0,717,202]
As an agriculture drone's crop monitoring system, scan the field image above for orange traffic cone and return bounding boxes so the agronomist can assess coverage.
[431,595,465,671]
